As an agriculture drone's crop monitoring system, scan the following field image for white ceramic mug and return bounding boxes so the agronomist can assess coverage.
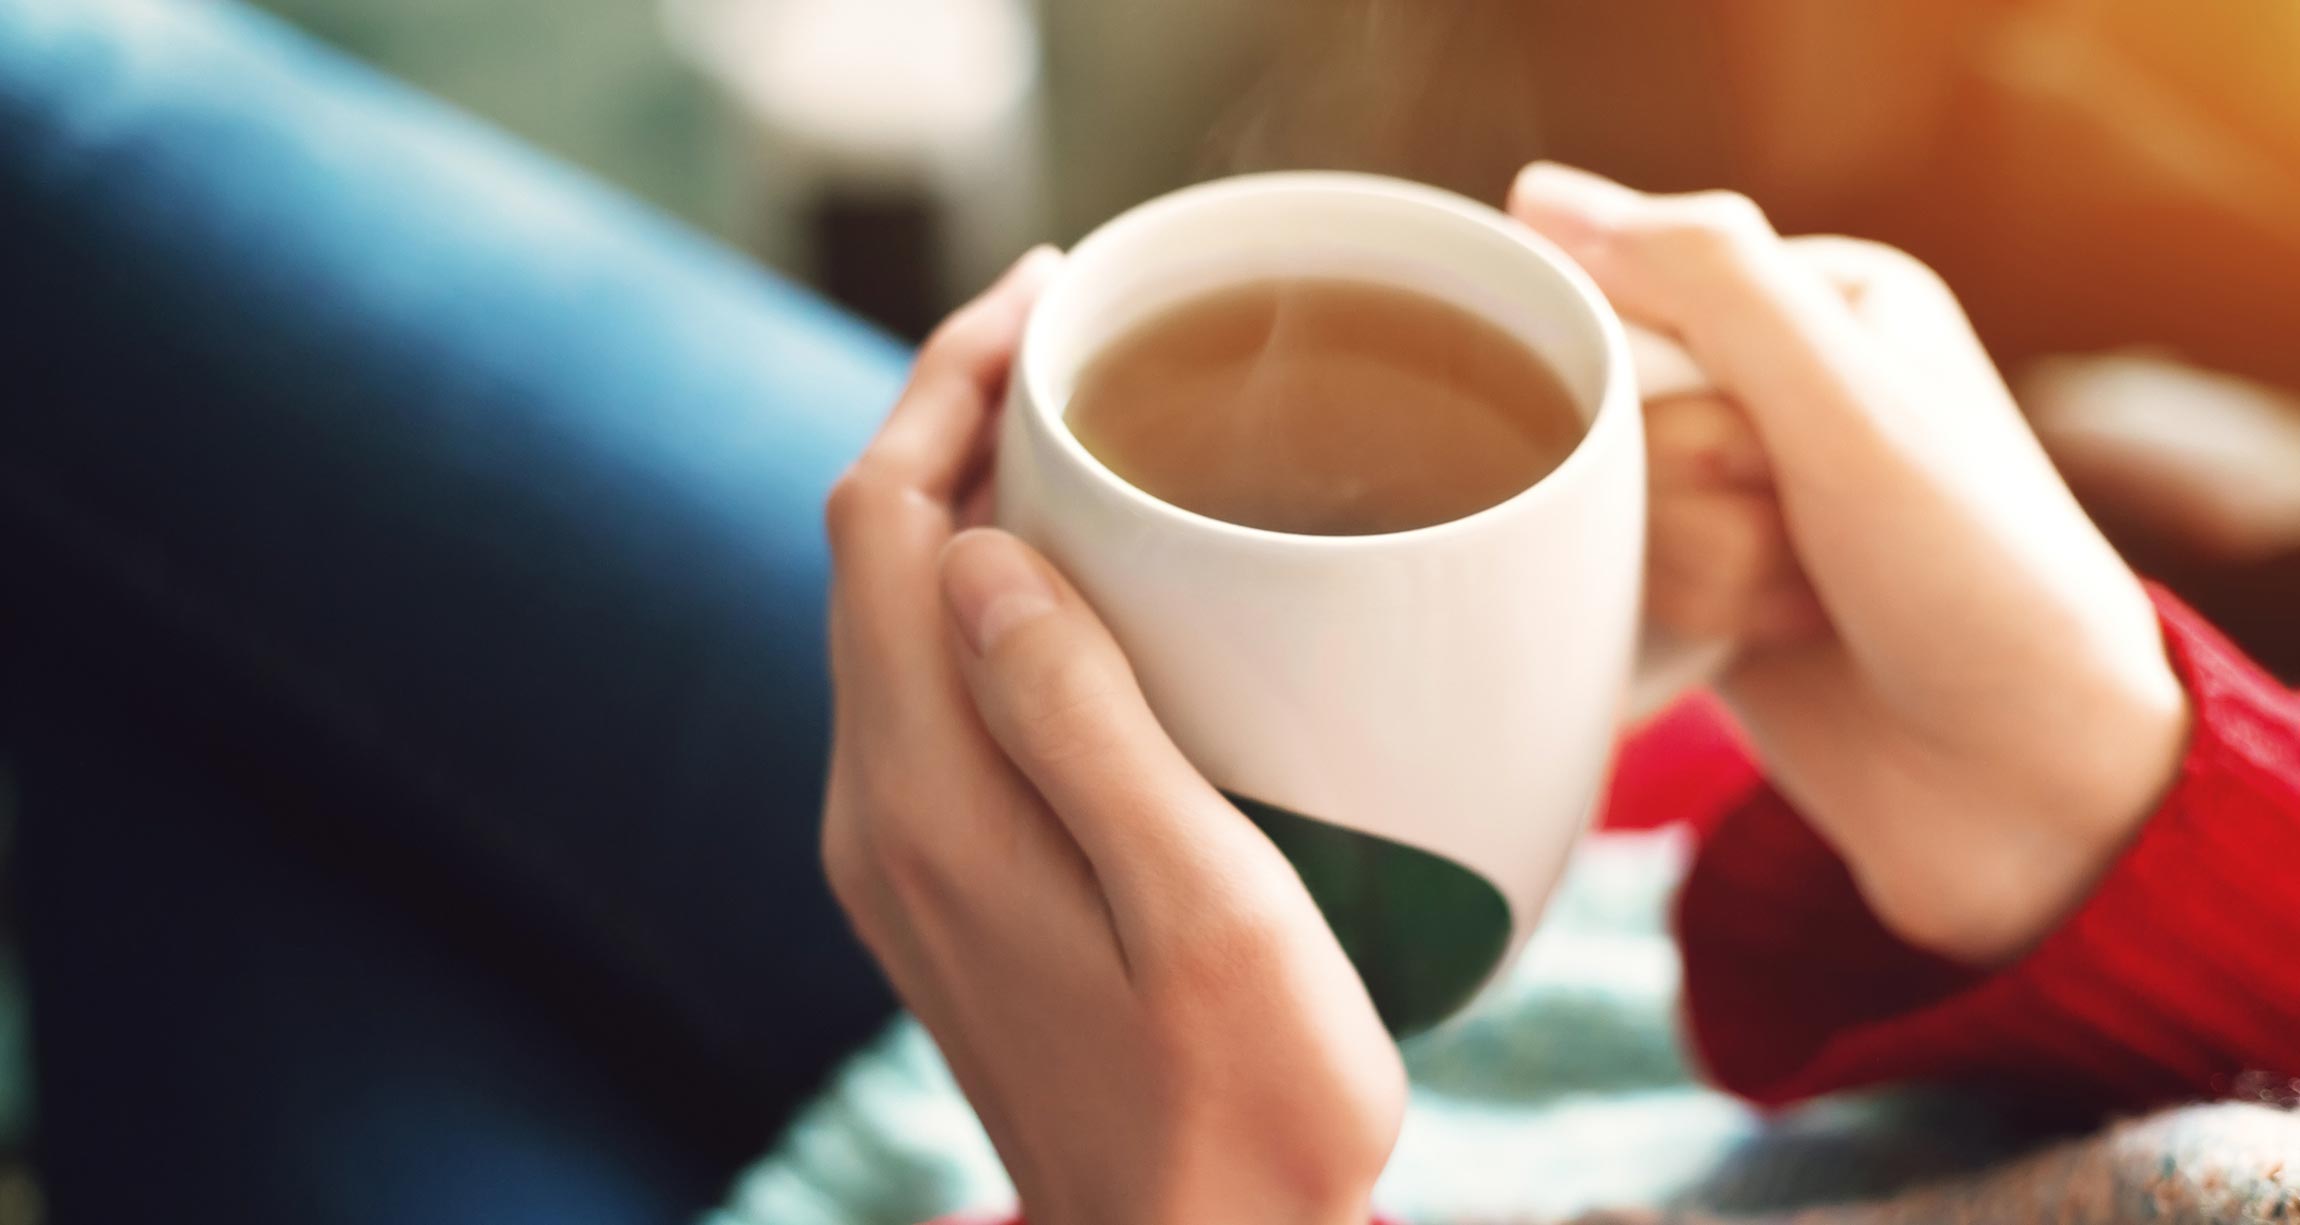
[996,172,1719,1035]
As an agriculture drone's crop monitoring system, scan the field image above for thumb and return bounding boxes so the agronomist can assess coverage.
[937,529,1306,945]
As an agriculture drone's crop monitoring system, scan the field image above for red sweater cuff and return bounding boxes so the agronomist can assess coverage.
[1676,586,2300,1111]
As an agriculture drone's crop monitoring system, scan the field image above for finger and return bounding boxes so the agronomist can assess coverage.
[824,248,1062,733]
[935,528,1318,960]
[824,494,968,754]
[1507,163,1908,492]
[848,246,1063,502]
[1647,490,1799,640]
[824,470,994,776]
[1646,392,1770,491]
[956,478,998,532]
[1508,163,1793,331]
[1745,576,1832,644]
[830,592,1120,965]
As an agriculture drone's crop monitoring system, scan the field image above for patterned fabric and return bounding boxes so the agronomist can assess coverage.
[709,834,1982,1224]
[712,828,2297,1225]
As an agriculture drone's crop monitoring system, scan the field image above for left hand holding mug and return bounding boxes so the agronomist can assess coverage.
[821,249,1405,1225]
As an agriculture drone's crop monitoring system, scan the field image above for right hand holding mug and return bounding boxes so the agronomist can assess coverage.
[1509,164,2191,967]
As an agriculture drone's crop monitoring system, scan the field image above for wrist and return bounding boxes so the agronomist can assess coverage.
[1854,647,2191,967]
[2033,648,2192,941]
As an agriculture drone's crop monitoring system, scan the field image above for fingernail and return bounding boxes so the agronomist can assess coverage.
[941,530,1057,656]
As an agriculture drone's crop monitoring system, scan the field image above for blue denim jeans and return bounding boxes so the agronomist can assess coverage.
[0,0,904,1219]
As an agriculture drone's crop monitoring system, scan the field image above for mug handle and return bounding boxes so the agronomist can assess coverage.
[1623,324,1739,723]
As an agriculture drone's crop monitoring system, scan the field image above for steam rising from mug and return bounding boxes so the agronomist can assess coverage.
[1203,0,1547,194]
[1143,0,1579,544]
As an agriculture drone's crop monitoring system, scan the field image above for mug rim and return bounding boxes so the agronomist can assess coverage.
[1018,170,1639,550]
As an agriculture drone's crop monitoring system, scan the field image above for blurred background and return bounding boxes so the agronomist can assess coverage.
[240,0,2300,679]
[1,3,2296,1222]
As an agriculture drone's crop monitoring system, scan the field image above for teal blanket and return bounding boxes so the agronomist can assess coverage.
[707,831,2300,1224]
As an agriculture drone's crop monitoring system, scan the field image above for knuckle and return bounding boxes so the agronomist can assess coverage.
[825,766,1022,937]
[920,306,978,359]
[1645,393,1741,457]
[1649,574,1741,640]
[1697,498,1778,583]
[918,306,998,380]
[1838,236,1941,284]
[866,815,950,910]
[1652,190,1773,259]
[1797,235,1958,301]
[1652,497,1740,574]
[855,769,931,837]
[843,772,950,895]
[1005,641,1125,766]
[1649,502,1778,637]
[1711,504,1778,583]
[822,466,893,554]
[820,818,875,914]
[825,465,945,562]
[1684,189,1768,229]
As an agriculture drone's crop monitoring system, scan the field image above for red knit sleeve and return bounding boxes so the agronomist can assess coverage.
[1601,690,1766,836]
[1673,585,2300,1111]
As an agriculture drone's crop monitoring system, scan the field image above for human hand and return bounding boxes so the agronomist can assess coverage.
[1509,164,2191,966]
[821,251,1404,1225]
